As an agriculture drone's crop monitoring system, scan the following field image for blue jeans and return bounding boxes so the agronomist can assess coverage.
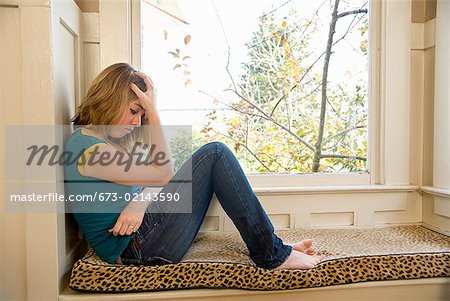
[120,142,292,269]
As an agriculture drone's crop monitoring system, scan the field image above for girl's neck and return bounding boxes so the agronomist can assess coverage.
[83,126,108,141]
[82,126,128,153]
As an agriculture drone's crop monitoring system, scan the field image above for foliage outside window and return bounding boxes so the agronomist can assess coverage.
[142,0,369,174]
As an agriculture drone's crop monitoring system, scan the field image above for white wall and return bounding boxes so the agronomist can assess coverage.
[416,0,450,233]
[433,0,450,191]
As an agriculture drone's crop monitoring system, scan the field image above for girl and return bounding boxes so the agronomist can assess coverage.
[64,62,322,270]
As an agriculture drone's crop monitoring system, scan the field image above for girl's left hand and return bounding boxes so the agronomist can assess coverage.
[131,71,157,113]
[108,205,145,236]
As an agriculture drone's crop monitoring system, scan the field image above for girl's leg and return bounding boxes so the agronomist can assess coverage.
[122,142,292,269]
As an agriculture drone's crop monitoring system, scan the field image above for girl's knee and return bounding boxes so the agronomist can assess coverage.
[201,141,230,153]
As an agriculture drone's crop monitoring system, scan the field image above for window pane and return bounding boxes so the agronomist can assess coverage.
[141,0,369,174]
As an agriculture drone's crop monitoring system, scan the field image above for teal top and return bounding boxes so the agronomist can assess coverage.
[64,128,142,263]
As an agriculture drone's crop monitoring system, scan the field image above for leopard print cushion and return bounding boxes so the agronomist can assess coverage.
[69,226,450,292]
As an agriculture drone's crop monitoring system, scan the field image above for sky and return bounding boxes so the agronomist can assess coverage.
[141,0,368,126]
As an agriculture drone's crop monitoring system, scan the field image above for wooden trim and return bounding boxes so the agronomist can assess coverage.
[411,20,436,50]
[411,23,424,49]
[99,0,132,68]
[253,184,418,196]
[142,0,189,25]
[421,186,450,198]
[424,19,435,49]
[368,0,382,184]
[379,0,412,185]
[81,13,99,43]
[247,172,370,187]
[130,0,141,68]
[421,222,450,236]
[74,0,98,13]
[59,278,450,301]
[0,0,49,6]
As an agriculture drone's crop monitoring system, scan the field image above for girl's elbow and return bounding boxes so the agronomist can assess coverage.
[161,170,174,186]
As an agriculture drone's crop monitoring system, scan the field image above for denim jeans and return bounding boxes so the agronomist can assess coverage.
[120,142,292,269]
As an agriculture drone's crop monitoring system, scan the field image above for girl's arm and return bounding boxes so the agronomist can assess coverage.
[82,72,174,187]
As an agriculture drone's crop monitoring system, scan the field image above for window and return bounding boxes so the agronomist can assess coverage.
[141,0,369,176]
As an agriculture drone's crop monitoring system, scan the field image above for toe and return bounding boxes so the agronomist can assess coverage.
[301,239,312,249]
[292,239,313,253]
[306,247,315,255]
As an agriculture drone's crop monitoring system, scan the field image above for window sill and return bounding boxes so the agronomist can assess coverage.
[247,172,371,187]
[420,186,450,198]
[253,184,419,196]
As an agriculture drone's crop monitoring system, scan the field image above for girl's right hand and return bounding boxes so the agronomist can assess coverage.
[130,71,157,113]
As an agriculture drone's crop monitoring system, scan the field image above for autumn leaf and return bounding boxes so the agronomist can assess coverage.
[234,143,240,152]
[282,20,287,28]
[282,38,288,45]
[273,32,281,40]
[184,35,191,45]
[314,73,321,81]
[184,79,192,87]
[173,64,182,70]
[359,40,367,53]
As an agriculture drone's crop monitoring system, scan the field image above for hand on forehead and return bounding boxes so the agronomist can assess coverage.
[130,100,144,110]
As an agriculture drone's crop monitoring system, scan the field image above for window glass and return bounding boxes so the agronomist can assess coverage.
[142,0,369,174]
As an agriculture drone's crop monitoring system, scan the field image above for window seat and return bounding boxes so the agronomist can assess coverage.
[68,226,449,293]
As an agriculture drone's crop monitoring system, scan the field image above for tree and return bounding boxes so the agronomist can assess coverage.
[198,0,368,173]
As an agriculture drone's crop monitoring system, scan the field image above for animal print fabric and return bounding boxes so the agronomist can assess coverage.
[69,226,450,292]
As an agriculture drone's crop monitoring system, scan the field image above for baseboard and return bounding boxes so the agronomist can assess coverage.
[421,222,450,236]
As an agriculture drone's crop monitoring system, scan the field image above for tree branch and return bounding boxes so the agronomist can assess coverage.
[321,134,345,151]
[200,89,317,152]
[320,153,367,161]
[214,130,273,171]
[271,2,368,118]
[323,125,365,144]
[199,90,264,119]
[225,88,317,152]
[212,0,237,91]
[269,52,324,117]
[258,0,293,19]
[338,8,368,18]
[312,0,340,172]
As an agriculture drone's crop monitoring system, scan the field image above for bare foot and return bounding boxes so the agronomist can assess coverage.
[274,249,323,270]
[288,239,315,255]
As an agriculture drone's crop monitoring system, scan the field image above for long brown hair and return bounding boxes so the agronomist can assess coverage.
[71,63,150,152]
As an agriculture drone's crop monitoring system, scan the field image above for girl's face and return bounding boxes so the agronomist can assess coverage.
[108,100,145,138]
